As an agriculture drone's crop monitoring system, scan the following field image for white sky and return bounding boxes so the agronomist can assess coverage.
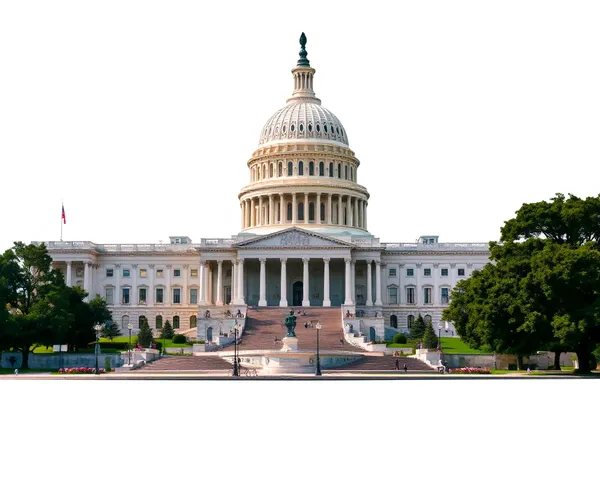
[1,1,599,253]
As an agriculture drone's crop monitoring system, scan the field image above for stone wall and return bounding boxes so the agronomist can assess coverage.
[443,352,576,369]
[1,352,124,370]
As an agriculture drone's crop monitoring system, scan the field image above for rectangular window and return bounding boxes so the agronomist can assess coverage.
[190,288,198,304]
[389,287,398,304]
[123,269,130,277]
[406,287,415,304]
[424,268,431,276]
[389,268,397,277]
[105,287,114,305]
[156,269,164,278]
[106,268,114,277]
[441,268,448,277]
[122,288,130,304]
[458,268,465,276]
[424,287,432,304]
[156,316,163,329]
[156,288,164,304]
[441,287,449,304]
[139,288,147,303]
[140,268,147,278]
[173,288,181,304]
[406,268,414,277]
[174,269,181,277]
[173,316,180,329]
[190,269,198,277]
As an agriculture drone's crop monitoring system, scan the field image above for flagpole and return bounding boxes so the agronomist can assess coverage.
[60,200,63,241]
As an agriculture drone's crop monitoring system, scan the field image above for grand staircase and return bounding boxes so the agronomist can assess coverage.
[141,355,231,371]
[222,307,363,352]
[330,355,434,372]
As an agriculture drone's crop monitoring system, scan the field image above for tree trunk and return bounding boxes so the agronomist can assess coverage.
[516,355,523,370]
[21,346,30,369]
[575,350,591,374]
[552,350,562,370]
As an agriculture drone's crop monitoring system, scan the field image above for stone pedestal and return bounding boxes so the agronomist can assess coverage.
[281,337,299,352]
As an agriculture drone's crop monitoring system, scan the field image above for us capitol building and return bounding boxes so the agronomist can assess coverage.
[38,34,490,343]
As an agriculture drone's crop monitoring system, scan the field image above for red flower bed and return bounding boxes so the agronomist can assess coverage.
[447,367,490,374]
[58,367,106,374]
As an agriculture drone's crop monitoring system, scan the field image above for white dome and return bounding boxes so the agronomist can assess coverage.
[258,102,349,147]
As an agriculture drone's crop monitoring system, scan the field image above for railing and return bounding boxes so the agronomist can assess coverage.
[382,242,489,252]
[34,241,201,253]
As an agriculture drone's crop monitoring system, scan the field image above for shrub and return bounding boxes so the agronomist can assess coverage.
[104,357,112,372]
[448,367,490,374]
[172,334,187,344]
[93,341,130,351]
[392,333,407,344]
[422,320,439,349]
[409,315,426,341]
[161,320,175,340]
[58,367,106,374]
[138,319,154,348]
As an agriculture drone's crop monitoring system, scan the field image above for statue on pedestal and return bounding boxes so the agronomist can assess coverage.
[284,309,297,337]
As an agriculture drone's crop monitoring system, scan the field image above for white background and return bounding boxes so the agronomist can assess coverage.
[0,3,597,477]
[1,1,599,252]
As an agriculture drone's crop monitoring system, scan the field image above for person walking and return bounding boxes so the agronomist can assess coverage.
[403,363,408,373]
[395,358,400,370]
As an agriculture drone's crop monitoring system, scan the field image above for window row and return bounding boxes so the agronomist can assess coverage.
[251,160,355,182]
[388,267,465,277]
[387,286,451,305]
[105,287,199,305]
[120,315,197,330]
[390,314,435,329]
[106,267,198,279]
[263,121,345,139]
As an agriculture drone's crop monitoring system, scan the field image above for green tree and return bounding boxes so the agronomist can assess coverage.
[102,320,121,341]
[137,319,153,348]
[409,314,426,342]
[160,319,174,340]
[422,319,439,349]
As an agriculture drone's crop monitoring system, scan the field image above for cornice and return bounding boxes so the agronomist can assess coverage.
[382,251,489,257]
[239,182,370,200]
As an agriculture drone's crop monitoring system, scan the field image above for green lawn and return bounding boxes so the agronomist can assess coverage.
[387,343,412,349]
[0,368,55,375]
[440,337,485,354]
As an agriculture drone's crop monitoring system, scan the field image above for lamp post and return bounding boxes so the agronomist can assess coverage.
[127,322,132,365]
[438,324,442,350]
[315,321,322,376]
[232,322,240,377]
[94,323,103,375]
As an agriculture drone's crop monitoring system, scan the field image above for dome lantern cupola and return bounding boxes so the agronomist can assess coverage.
[288,32,320,105]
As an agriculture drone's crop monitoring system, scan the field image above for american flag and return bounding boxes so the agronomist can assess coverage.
[61,204,66,224]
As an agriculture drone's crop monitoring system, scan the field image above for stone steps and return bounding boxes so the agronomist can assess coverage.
[222,307,363,352]
[330,355,434,371]
[141,355,231,371]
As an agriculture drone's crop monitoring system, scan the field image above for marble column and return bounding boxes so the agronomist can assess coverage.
[258,196,263,225]
[66,261,72,287]
[250,198,255,227]
[182,264,188,304]
[279,258,288,307]
[246,200,251,228]
[327,194,332,224]
[231,260,237,304]
[166,264,172,305]
[364,202,368,230]
[366,260,373,306]
[344,258,353,305]
[304,193,309,224]
[292,193,297,224]
[83,262,90,297]
[375,259,383,306]
[241,202,244,229]
[323,258,331,307]
[131,264,138,305]
[347,196,353,227]
[338,195,343,225]
[269,195,274,225]
[316,193,321,224]
[199,262,206,306]
[237,259,245,304]
[148,264,154,307]
[351,260,356,304]
[115,264,121,304]
[216,260,223,305]
[259,258,267,306]
[208,264,213,305]
[279,194,284,224]
[302,257,310,307]
[354,198,359,227]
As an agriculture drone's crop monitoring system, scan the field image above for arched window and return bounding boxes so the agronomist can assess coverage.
[173,316,180,329]
[309,202,315,221]
[329,162,333,177]
[407,315,415,329]
[287,162,293,176]
[190,315,197,328]
[262,164,266,179]
[320,202,325,222]
[138,315,147,329]
[424,314,432,323]
[287,202,292,221]
[337,164,341,178]
[269,163,274,178]
[319,161,324,176]
[309,161,314,176]
[257,167,261,180]
[298,161,304,176]
[390,314,398,329]
[155,315,163,329]
[278,162,283,176]
[350,167,353,181]
[345,165,348,179]
[121,315,129,331]
[298,202,304,221]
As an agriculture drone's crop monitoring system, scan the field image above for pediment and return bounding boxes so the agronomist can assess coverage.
[235,228,352,249]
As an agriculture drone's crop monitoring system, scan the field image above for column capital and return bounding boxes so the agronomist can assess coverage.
[416,263,422,268]
[183,264,189,270]
[280,257,287,263]
[66,260,72,265]
[375,259,381,265]
[323,257,330,263]
[398,263,405,268]
[115,264,121,269]
[351,259,356,265]
[345,257,351,264]
[259,257,267,263]
[166,264,172,269]
[238,258,244,265]
[450,263,456,268]
[148,264,155,269]
[132,264,138,268]
[86,262,92,267]
[217,259,223,265]
[302,257,310,264]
